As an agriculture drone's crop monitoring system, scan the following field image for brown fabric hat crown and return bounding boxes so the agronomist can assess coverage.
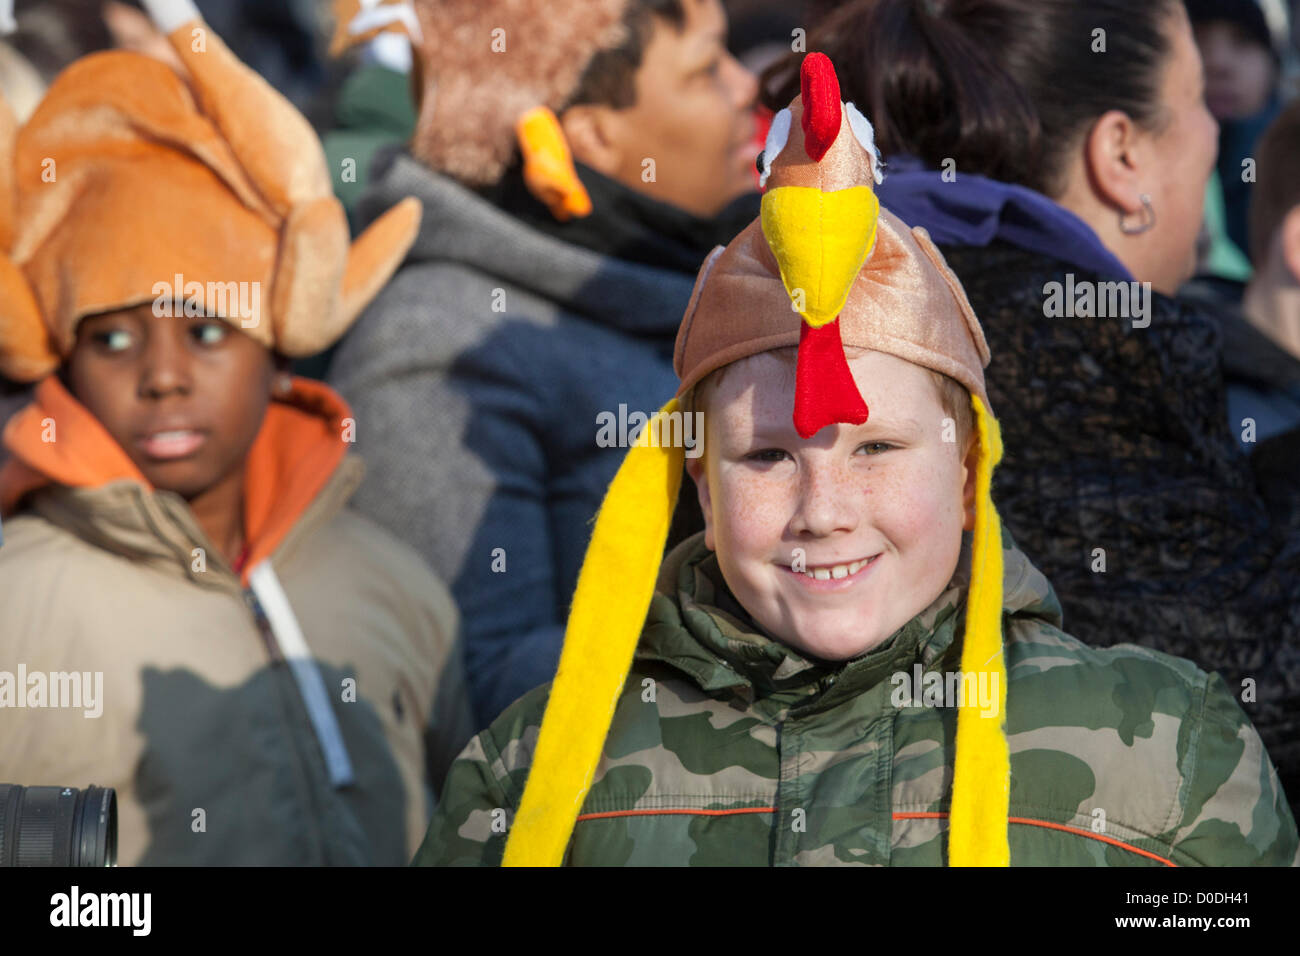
[673,207,993,414]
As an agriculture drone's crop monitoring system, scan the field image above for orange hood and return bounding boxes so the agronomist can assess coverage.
[0,374,352,584]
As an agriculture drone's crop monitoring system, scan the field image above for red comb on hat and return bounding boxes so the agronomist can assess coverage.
[800,52,841,162]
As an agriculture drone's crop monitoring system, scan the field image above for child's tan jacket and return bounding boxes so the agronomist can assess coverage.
[0,375,473,864]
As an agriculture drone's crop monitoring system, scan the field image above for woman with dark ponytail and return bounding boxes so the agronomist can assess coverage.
[764,0,1300,810]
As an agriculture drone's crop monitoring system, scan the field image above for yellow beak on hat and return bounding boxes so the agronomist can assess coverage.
[761,185,879,329]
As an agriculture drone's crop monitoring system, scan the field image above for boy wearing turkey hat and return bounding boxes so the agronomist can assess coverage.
[0,0,473,865]
[416,55,1297,867]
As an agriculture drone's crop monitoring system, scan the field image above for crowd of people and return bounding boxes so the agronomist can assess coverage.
[0,0,1298,866]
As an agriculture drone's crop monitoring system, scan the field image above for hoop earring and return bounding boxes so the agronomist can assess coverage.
[1119,193,1156,236]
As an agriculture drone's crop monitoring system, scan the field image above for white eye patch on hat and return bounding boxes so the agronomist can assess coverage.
[756,102,885,188]
[846,102,884,185]
[756,108,791,189]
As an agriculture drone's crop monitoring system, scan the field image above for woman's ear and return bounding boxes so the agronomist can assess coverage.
[1082,109,1147,219]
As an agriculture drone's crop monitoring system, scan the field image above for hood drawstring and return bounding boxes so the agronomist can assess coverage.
[247,559,356,789]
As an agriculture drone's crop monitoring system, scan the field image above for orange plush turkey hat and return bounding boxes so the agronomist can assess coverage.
[0,0,420,382]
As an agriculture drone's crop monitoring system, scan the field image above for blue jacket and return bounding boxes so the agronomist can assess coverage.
[330,150,754,726]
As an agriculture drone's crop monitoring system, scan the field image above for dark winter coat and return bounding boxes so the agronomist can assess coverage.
[937,239,1300,807]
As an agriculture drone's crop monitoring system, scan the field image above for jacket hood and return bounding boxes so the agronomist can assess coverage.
[0,373,355,585]
[643,529,1064,712]
[355,149,700,337]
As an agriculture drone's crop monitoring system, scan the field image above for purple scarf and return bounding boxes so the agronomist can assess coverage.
[876,155,1134,281]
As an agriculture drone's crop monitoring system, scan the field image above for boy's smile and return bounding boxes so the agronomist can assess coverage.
[779,552,880,590]
[686,349,979,661]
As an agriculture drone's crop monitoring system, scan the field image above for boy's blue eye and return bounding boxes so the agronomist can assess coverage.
[192,321,228,345]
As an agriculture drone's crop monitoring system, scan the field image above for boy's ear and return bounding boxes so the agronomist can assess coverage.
[684,453,715,551]
[961,435,979,533]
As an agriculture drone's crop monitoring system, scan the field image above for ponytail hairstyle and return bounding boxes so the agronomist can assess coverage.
[761,0,1182,197]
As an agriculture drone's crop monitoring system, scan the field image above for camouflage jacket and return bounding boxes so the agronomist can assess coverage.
[415,531,1299,866]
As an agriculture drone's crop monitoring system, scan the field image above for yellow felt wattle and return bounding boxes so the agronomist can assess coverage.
[502,398,685,866]
[948,394,1010,866]
[760,185,879,328]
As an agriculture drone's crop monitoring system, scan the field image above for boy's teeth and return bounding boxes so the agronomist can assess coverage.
[801,557,872,580]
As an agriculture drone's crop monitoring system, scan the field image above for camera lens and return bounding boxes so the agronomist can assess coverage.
[0,784,117,867]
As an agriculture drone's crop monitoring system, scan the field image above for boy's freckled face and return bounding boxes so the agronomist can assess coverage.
[63,303,277,500]
[686,350,977,662]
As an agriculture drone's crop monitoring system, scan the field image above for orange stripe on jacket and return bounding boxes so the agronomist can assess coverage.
[570,807,1176,866]
[893,811,1177,867]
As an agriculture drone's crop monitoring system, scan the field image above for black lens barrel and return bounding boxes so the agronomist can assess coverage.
[0,784,117,867]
